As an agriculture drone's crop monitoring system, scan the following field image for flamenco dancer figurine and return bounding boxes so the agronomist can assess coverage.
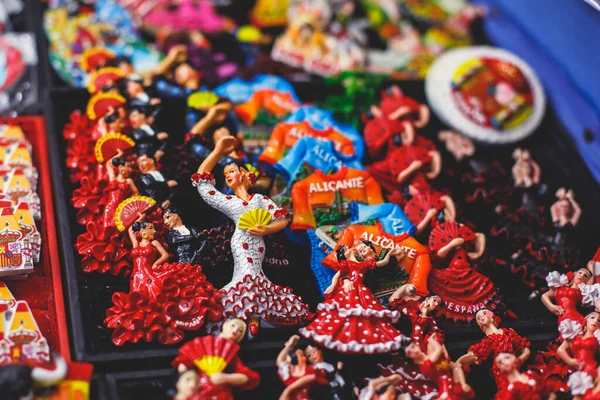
[276,335,328,400]
[172,318,260,400]
[357,375,406,400]
[163,207,210,264]
[299,242,408,354]
[105,219,223,345]
[305,344,352,400]
[129,104,169,161]
[193,136,312,336]
[137,151,179,209]
[397,335,473,399]
[457,309,531,389]
[493,352,559,400]
[557,311,600,380]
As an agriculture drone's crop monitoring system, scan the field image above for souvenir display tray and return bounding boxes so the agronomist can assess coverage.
[3,116,71,361]
[46,80,600,399]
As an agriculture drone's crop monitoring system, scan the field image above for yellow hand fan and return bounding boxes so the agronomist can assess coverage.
[188,91,219,110]
[238,209,272,230]
[174,335,240,377]
[195,355,228,377]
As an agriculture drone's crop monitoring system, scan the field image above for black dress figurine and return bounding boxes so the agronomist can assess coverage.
[163,207,210,264]
[136,152,178,209]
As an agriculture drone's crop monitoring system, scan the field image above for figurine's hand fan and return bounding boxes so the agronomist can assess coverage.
[188,91,220,110]
[114,196,156,232]
[238,209,272,230]
[95,133,135,163]
[179,335,240,377]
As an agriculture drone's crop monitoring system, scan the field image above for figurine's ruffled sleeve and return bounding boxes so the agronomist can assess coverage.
[546,271,569,288]
[260,195,290,222]
[192,172,237,216]
[468,336,493,364]
[506,328,530,352]
[578,283,600,307]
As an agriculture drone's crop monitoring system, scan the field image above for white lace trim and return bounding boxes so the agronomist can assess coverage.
[579,283,600,307]
[299,329,408,354]
[316,301,402,323]
[559,319,583,340]
[358,386,375,400]
[278,361,290,381]
[568,371,594,395]
[546,271,568,288]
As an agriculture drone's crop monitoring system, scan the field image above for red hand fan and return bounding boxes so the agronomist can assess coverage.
[428,222,476,252]
[114,196,156,232]
[80,48,116,73]
[87,67,125,94]
[95,133,135,163]
[174,335,240,377]
[86,92,127,120]
[404,191,446,226]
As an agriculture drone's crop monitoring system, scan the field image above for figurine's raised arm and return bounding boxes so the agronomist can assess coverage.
[197,136,238,175]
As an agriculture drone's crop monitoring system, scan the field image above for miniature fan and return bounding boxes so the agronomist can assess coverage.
[179,335,240,377]
[114,196,156,232]
[88,67,125,94]
[188,91,219,110]
[86,92,127,120]
[95,133,135,163]
[428,222,476,252]
[238,209,272,231]
[80,48,115,72]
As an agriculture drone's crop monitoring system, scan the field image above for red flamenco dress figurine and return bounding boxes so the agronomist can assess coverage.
[299,241,408,354]
[493,352,563,400]
[457,309,531,389]
[396,335,474,400]
[403,182,456,236]
[427,222,500,322]
[276,335,329,400]
[558,312,600,389]
[74,156,140,276]
[172,318,260,400]
[105,219,223,345]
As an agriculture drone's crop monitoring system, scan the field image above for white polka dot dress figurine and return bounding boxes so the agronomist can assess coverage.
[193,137,312,336]
[299,240,409,354]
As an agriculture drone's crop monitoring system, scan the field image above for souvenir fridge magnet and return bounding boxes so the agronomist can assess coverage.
[426,46,546,144]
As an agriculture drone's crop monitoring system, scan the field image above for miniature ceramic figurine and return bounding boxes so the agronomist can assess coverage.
[556,311,600,379]
[541,268,598,335]
[403,183,456,235]
[163,207,210,264]
[0,355,68,400]
[397,335,473,400]
[193,136,312,336]
[457,309,531,388]
[493,352,559,400]
[136,151,178,209]
[356,375,406,400]
[277,335,328,400]
[427,222,498,322]
[105,218,223,345]
[172,318,260,400]
[388,284,445,350]
[129,104,169,160]
[304,343,351,400]
[299,241,408,354]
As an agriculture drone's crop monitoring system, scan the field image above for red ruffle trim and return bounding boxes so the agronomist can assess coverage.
[273,208,289,220]
[221,274,313,325]
[105,262,223,346]
[191,172,215,184]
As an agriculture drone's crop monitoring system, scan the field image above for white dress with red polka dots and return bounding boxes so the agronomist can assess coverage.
[194,175,312,326]
[299,258,407,354]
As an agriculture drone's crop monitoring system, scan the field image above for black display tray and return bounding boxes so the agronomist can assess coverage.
[46,80,600,398]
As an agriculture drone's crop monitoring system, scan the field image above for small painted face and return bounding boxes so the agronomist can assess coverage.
[295,349,307,365]
[176,369,199,398]
[163,212,181,230]
[305,346,323,365]
[224,164,247,189]
[118,162,132,178]
[476,309,493,327]
[574,268,592,285]
[118,61,135,76]
[558,198,571,214]
[175,64,196,85]
[129,110,147,129]
[587,312,600,332]
[140,223,156,240]
[107,118,123,133]
[222,319,246,343]
[424,295,442,310]
[404,342,421,359]
[126,80,143,97]
[137,155,155,173]
[494,352,517,373]
[357,243,375,259]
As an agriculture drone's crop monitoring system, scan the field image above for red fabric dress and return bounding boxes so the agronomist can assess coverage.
[493,372,553,400]
[388,298,444,351]
[277,362,329,400]
[468,328,530,388]
[104,244,223,345]
[419,358,474,400]
[299,259,407,354]
[556,286,585,329]
[427,223,500,322]
[571,334,600,377]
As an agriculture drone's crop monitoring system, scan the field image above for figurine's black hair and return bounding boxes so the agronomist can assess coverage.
[104,113,118,124]
[132,221,151,232]
[164,206,180,216]
[336,245,347,262]
[401,184,412,201]
[421,293,446,308]
[0,364,33,400]
[111,157,128,167]
[129,104,151,116]
[289,349,300,366]
[136,149,156,160]
[436,209,446,224]
[361,240,376,254]
[113,55,132,66]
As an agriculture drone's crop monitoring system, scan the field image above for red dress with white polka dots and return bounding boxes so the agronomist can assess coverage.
[299,258,407,354]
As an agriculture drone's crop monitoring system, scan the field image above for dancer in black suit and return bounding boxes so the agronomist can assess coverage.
[163,207,210,264]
